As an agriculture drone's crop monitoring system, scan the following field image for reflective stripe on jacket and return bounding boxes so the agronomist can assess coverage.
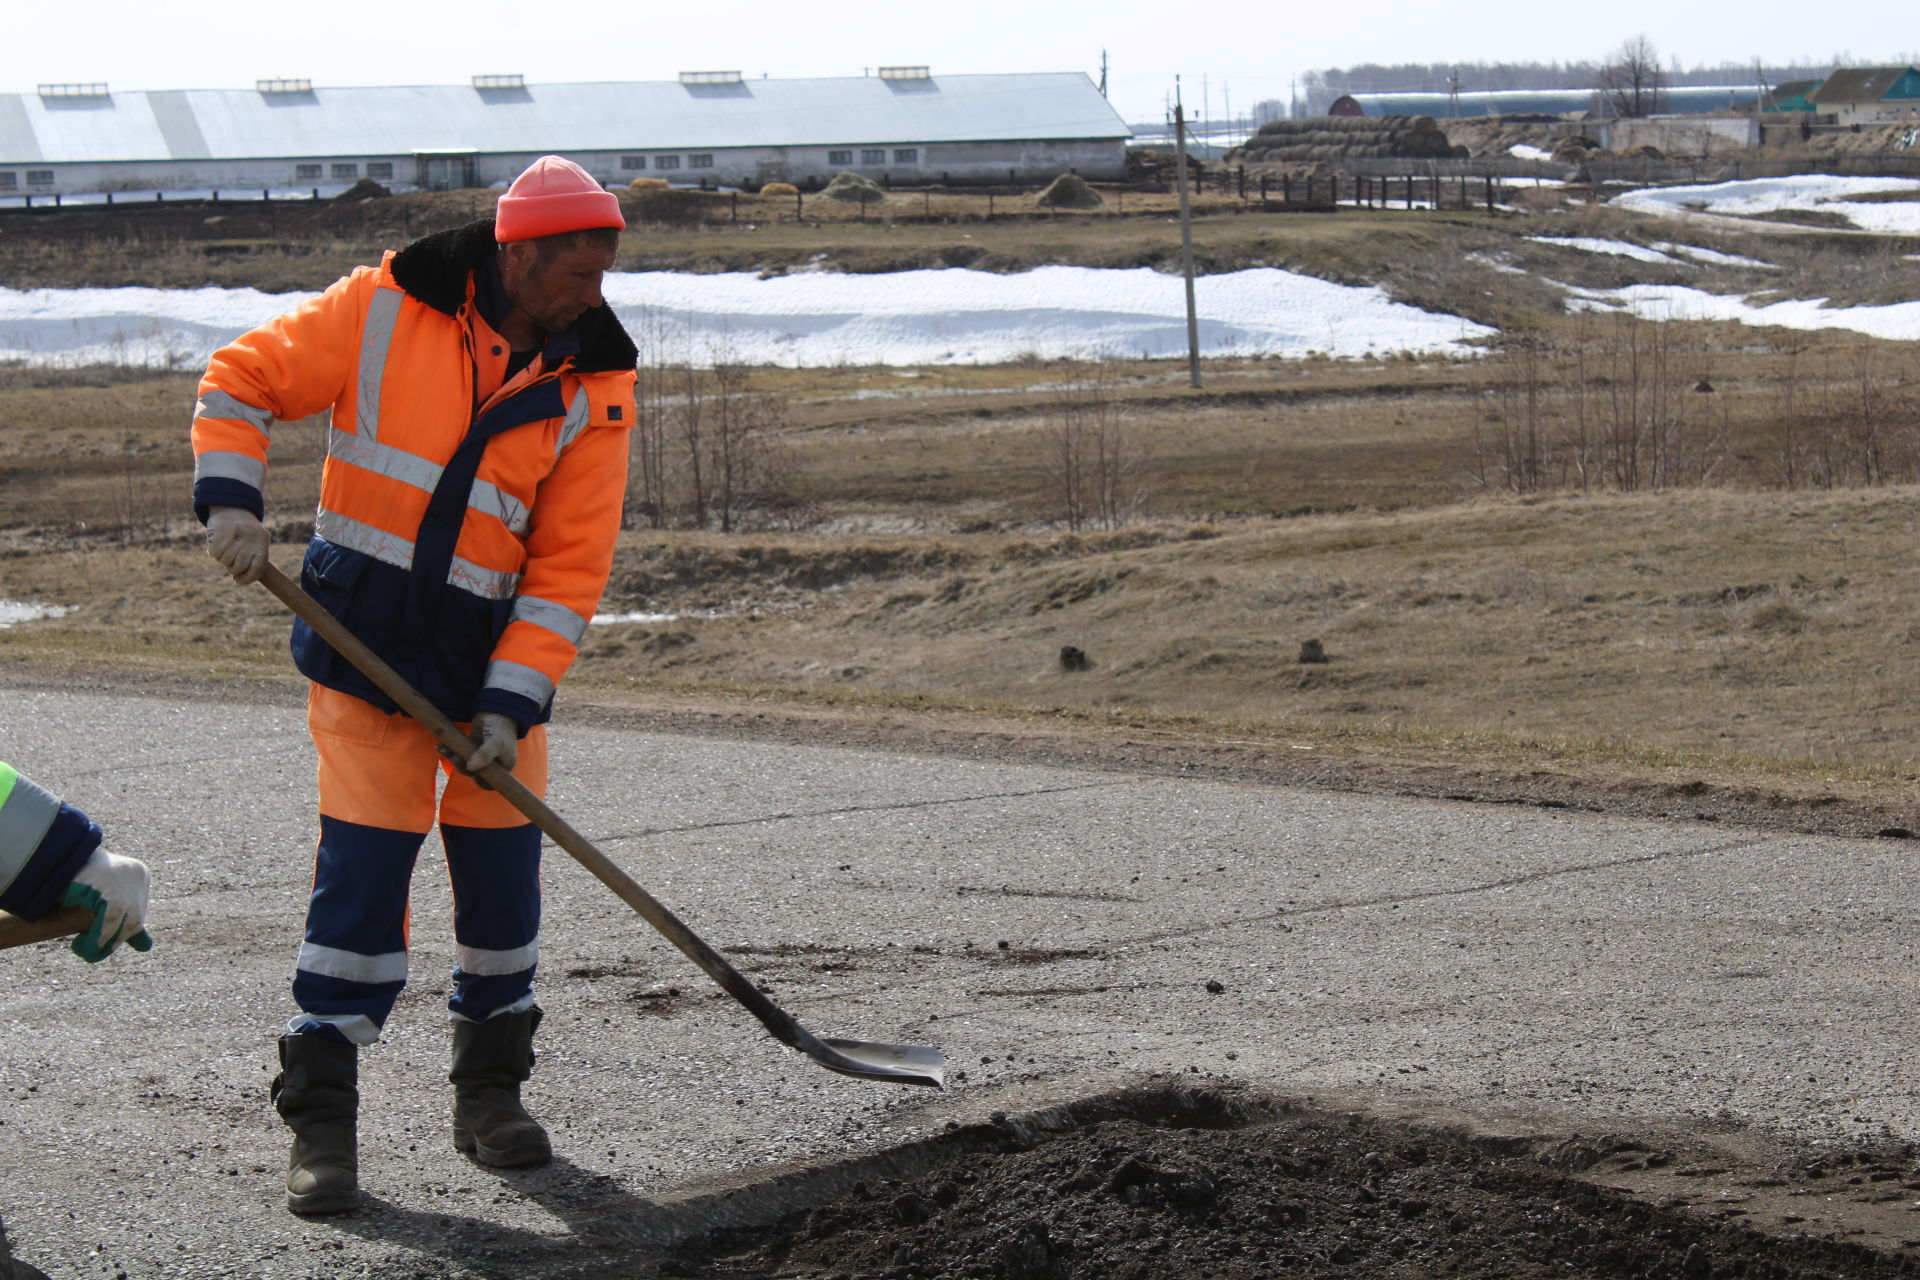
[191,218,638,728]
[0,761,101,922]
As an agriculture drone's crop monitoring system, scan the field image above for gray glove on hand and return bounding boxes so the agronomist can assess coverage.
[61,846,153,962]
[448,712,519,780]
[206,506,270,584]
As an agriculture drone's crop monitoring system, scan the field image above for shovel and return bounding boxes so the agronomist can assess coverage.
[257,563,944,1088]
[0,905,93,951]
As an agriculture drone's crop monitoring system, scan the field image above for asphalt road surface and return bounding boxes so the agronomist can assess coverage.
[2,683,1915,1278]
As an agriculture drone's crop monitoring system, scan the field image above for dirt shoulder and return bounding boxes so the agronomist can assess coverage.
[4,656,1912,845]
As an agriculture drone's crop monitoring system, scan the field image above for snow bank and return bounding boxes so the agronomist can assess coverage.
[1568,283,1920,341]
[0,266,1493,370]
[1612,175,1920,233]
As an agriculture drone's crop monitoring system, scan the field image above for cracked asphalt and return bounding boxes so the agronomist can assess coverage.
[2,681,1917,1278]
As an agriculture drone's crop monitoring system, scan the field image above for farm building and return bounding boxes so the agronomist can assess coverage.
[1759,79,1824,112]
[1808,67,1920,124]
[0,69,1131,199]
[1327,85,1762,120]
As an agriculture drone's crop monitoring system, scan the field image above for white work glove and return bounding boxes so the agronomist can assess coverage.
[448,712,519,781]
[205,506,270,584]
[60,847,153,962]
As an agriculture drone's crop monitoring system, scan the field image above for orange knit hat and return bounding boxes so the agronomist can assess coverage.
[495,155,625,242]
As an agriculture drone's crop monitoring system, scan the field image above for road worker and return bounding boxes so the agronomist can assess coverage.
[192,155,637,1215]
[1,761,153,1280]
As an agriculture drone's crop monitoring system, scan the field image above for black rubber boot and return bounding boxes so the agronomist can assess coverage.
[450,1007,552,1168]
[270,1033,360,1216]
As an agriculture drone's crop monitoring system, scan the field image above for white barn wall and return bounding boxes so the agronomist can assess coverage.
[7,139,1126,199]
[0,73,1132,199]
[1603,117,1761,154]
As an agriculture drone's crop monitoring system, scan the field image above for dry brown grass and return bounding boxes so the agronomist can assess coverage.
[8,192,1920,787]
[6,348,1920,783]
[560,486,1920,777]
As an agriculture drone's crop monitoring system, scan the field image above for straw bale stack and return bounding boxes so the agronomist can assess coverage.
[1229,115,1456,165]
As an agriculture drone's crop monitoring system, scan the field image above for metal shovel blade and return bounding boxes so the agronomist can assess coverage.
[814,1036,948,1088]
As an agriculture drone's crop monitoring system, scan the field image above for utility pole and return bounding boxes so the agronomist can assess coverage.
[1172,80,1202,389]
[1099,49,1108,98]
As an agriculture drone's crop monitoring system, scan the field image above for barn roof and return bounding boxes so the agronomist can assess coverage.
[1811,67,1920,103]
[0,72,1130,164]
[1334,85,1762,120]
[1761,79,1824,110]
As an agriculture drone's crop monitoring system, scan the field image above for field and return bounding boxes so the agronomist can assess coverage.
[11,178,1920,1278]
[4,181,1920,822]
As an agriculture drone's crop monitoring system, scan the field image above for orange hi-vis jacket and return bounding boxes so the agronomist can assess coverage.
[192,219,637,730]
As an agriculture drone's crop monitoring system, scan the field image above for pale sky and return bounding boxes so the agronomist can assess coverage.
[8,0,1912,124]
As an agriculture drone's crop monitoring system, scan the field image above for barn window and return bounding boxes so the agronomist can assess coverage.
[893,148,918,164]
[654,155,681,170]
[0,173,15,188]
[828,149,852,165]
[621,155,646,170]
[295,164,322,179]
[861,149,886,164]
[689,154,714,168]
[25,170,53,185]
[367,162,393,179]
[332,163,358,179]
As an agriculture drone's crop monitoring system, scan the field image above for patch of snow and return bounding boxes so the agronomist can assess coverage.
[590,610,688,626]
[1527,236,1680,264]
[1650,242,1775,269]
[1508,144,1554,162]
[0,600,73,627]
[1566,283,1920,341]
[1465,252,1529,276]
[1612,175,1920,233]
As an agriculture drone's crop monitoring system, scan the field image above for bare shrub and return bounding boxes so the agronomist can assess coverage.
[626,314,805,532]
[1467,316,1726,494]
[1761,345,1920,488]
[1037,365,1154,531]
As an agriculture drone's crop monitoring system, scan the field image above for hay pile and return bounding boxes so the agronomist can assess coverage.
[758,182,799,197]
[821,171,886,204]
[1231,115,1458,164]
[626,177,670,192]
[1035,173,1104,209]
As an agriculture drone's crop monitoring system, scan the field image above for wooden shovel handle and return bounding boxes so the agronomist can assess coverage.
[0,905,93,951]
[255,564,813,1048]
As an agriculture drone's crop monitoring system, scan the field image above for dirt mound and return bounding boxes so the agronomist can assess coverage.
[670,1087,1916,1280]
[620,185,730,225]
[823,171,887,204]
[1035,174,1104,211]
[333,177,391,201]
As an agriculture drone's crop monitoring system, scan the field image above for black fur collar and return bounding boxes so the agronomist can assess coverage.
[387,218,637,374]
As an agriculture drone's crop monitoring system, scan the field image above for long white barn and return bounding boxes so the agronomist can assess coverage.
[0,69,1131,198]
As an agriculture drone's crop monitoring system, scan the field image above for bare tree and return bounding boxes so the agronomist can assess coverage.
[1600,36,1666,118]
